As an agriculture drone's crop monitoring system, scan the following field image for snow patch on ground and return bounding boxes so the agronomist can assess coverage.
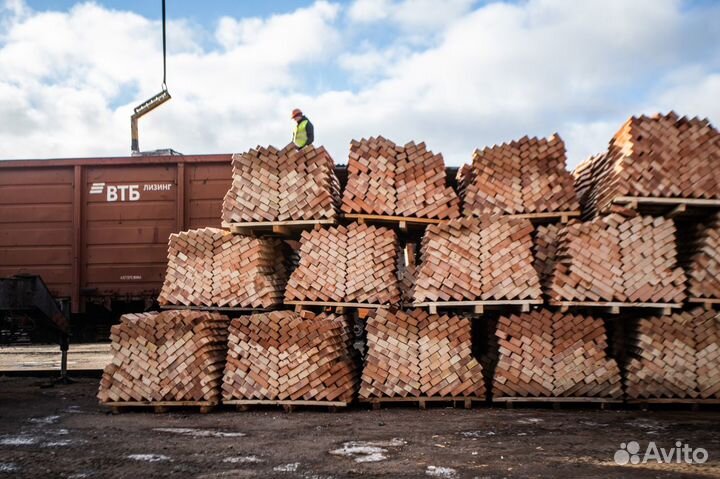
[222,456,263,464]
[128,454,171,463]
[0,436,37,446]
[273,463,300,472]
[459,431,495,438]
[42,439,73,447]
[0,463,19,473]
[29,415,60,425]
[329,438,406,463]
[153,427,246,438]
[626,420,667,430]
[517,418,544,424]
[426,466,458,478]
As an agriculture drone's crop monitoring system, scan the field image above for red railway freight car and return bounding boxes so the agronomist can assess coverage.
[0,154,232,338]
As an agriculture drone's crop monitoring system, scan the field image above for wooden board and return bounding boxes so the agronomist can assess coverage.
[360,396,484,410]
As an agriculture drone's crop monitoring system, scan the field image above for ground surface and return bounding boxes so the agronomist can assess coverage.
[0,344,111,372]
[0,377,719,479]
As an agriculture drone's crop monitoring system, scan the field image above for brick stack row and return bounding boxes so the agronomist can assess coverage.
[461,135,579,216]
[574,112,720,217]
[158,228,287,308]
[222,144,340,223]
[413,217,541,302]
[341,137,460,219]
[98,310,229,403]
[492,309,622,398]
[360,308,485,399]
[625,308,720,399]
[546,214,686,303]
[284,223,401,304]
[222,311,357,403]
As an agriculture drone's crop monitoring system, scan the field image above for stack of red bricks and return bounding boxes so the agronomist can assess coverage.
[222,311,357,403]
[360,308,485,399]
[574,113,720,217]
[98,310,229,403]
[492,309,622,398]
[413,217,541,302]
[545,214,687,303]
[158,227,287,308]
[341,137,460,219]
[461,135,579,216]
[285,223,401,304]
[625,308,720,399]
[222,144,340,223]
[685,212,720,301]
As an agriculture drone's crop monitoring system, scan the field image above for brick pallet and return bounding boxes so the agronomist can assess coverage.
[492,309,622,398]
[158,227,287,308]
[413,217,541,302]
[625,308,720,399]
[98,310,229,405]
[360,308,485,399]
[685,213,720,301]
[285,223,401,305]
[222,144,340,223]
[341,137,460,219]
[461,135,579,216]
[222,311,357,403]
[548,214,686,303]
[574,112,720,218]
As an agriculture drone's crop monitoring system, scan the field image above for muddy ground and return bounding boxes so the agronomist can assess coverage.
[0,376,718,478]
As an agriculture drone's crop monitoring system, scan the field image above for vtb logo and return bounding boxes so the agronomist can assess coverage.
[89,183,140,202]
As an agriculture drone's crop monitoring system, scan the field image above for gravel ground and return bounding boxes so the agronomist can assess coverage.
[0,376,719,478]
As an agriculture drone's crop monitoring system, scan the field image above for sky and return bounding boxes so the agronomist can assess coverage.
[0,0,719,168]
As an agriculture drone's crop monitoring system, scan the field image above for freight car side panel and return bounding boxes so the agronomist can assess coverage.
[83,164,178,296]
[0,167,74,298]
[186,163,232,229]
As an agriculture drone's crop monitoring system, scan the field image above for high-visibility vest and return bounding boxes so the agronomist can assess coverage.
[293,119,309,148]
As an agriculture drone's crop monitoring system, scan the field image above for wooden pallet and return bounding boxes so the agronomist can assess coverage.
[549,301,682,315]
[626,398,720,411]
[102,401,218,414]
[159,305,274,313]
[612,196,720,218]
[504,210,581,224]
[359,396,485,410]
[493,397,622,409]
[223,399,348,412]
[342,213,442,230]
[409,300,542,314]
[286,301,390,316]
[222,219,336,236]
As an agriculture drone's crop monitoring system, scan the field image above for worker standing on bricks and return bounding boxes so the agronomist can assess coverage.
[291,108,314,148]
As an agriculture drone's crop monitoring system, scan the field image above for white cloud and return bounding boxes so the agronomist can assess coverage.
[348,0,476,30]
[0,0,718,169]
[348,0,391,23]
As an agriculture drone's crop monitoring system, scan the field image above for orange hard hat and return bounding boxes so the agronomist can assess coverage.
[291,108,303,119]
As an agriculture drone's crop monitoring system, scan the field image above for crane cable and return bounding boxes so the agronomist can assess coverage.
[162,0,168,91]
